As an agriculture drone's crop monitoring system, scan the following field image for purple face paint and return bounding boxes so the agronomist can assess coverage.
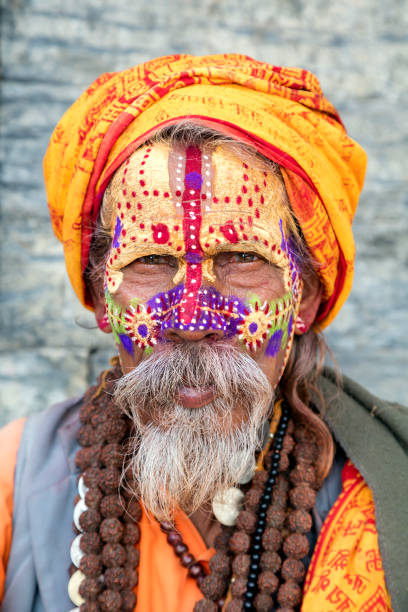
[287,314,293,339]
[147,284,247,337]
[249,322,258,334]
[137,324,149,338]
[113,216,123,249]
[119,333,134,355]
[265,329,284,357]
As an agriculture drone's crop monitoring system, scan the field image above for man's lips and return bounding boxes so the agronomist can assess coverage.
[176,386,215,409]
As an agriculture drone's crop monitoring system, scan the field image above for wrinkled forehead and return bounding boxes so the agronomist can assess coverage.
[105,141,292,259]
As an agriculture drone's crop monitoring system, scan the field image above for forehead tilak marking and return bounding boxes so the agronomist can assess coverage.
[169,144,206,324]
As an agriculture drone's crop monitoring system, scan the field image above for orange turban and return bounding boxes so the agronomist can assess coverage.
[43,54,366,328]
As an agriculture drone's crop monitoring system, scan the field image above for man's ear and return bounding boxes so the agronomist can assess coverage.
[88,278,112,334]
[295,275,322,334]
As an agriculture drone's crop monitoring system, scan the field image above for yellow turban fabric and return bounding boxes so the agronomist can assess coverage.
[43,54,366,328]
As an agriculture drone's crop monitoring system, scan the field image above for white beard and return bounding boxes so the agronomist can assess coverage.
[114,341,273,522]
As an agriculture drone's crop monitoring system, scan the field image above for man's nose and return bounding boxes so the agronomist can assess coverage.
[163,326,224,344]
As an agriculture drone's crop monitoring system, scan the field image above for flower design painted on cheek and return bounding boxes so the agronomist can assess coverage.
[105,291,159,354]
[237,293,294,353]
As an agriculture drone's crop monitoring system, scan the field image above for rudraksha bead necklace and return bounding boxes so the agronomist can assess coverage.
[69,363,319,612]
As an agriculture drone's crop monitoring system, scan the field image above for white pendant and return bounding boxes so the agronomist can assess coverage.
[212,487,245,526]
[70,534,84,568]
[231,452,256,484]
[73,498,87,532]
[68,570,85,607]
[238,461,256,484]
[78,476,88,500]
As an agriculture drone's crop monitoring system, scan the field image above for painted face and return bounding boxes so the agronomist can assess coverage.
[104,142,301,376]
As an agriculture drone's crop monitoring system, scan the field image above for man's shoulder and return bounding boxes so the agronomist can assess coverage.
[319,366,408,447]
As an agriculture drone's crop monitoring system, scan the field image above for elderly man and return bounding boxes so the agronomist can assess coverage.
[0,55,406,612]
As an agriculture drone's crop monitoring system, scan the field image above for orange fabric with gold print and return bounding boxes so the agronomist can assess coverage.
[43,54,367,327]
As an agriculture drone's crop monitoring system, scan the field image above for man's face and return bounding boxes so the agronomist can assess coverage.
[104,142,300,408]
[101,141,302,520]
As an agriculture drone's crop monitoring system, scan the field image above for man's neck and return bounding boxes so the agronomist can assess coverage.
[188,504,222,548]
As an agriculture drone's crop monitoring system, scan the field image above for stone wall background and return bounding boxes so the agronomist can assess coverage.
[1,0,407,426]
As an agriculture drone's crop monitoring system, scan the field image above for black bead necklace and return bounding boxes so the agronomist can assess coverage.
[243,405,290,609]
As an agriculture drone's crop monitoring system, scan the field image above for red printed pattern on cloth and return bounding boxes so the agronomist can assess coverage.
[302,461,392,611]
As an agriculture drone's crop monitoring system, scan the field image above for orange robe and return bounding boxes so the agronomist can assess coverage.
[0,420,391,610]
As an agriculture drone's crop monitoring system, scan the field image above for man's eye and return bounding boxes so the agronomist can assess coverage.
[232,252,261,263]
[214,251,264,267]
[135,255,177,266]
